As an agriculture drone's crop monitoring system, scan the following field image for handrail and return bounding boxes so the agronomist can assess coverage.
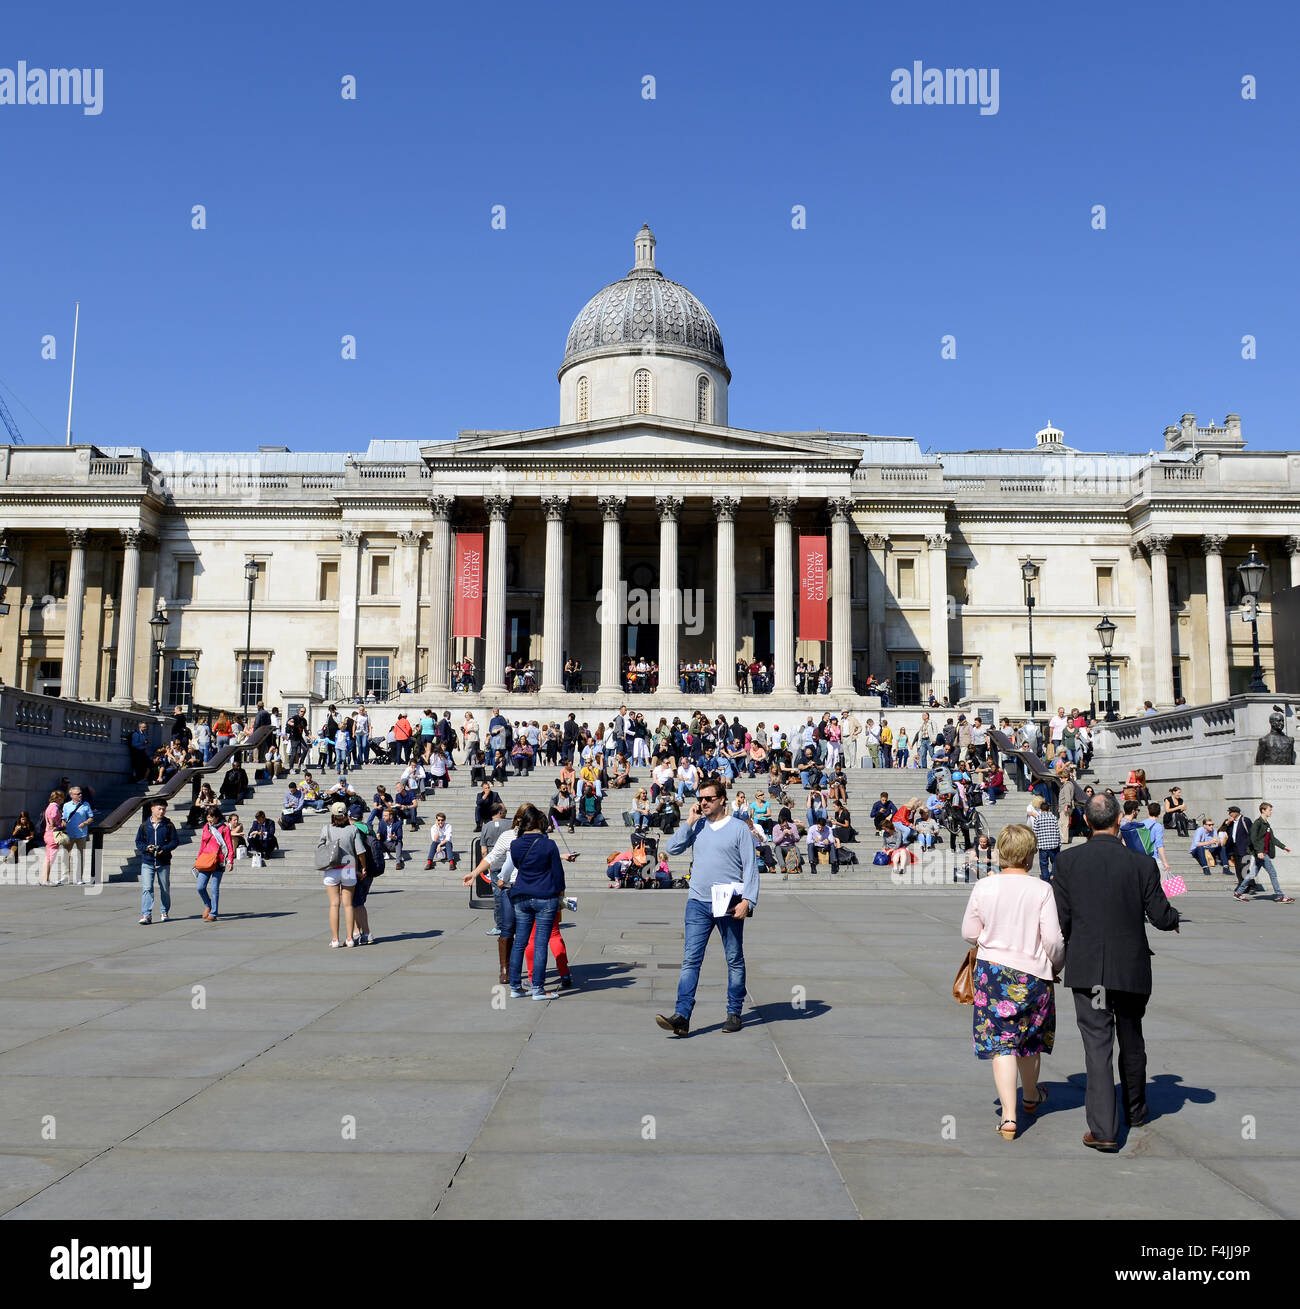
[989,729,1060,791]
[93,724,276,837]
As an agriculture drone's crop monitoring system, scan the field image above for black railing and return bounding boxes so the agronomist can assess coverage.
[323,674,430,705]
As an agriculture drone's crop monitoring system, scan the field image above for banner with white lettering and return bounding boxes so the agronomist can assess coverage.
[799,535,828,641]
[453,533,484,639]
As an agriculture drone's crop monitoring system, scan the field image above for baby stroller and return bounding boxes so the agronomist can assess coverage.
[367,737,393,764]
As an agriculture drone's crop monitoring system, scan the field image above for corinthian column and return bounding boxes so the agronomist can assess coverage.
[427,496,455,691]
[597,495,626,696]
[927,532,951,703]
[770,497,797,693]
[1202,535,1230,703]
[713,496,739,691]
[1130,543,1154,708]
[830,498,853,694]
[541,495,569,692]
[337,529,362,693]
[61,528,89,699]
[1146,534,1175,708]
[114,528,145,703]
[482,495,512,695]
[656,495,683,694]
[866,533,889,678]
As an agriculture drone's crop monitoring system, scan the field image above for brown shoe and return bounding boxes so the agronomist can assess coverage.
[202,909,212,921]
[497,936,511,984]
[1083,1132,1118,1152]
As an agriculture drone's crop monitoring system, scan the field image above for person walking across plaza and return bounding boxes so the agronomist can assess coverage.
[1053,792,1181,1151]
[193,805,234,923]
[135,800,179,924]
[961,823,1065,1140]
[62,786,95,886]
[1238,801,1295,903]
[1027,794,1061,881]
[656,779,759,1036]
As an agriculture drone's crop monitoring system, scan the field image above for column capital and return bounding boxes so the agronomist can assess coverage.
[119,528,146,550]
[828,496,854,522]
[866,532,890,551]
[541,494,570,523]
[1128,542,1145,561]
[597,494,626,523]
[338,528,363,548]
[655,493,684,522]
[66,528,89,549]
[1201,534,1229,555]
[398,530,423,547]
[1285,535,1300,557]
[926,532,951,550]
[768,495,798,523]
[484,494,513,522]
[1143,533,1173,555]
[711,495,740,523]
[428,494,456,521]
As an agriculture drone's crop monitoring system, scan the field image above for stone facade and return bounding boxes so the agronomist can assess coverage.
[2,230,1299,716]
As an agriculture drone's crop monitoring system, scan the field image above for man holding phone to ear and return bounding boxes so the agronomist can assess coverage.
[656,782,759,1037]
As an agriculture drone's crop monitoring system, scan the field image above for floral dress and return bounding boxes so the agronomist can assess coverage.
[971,960,1055,1060]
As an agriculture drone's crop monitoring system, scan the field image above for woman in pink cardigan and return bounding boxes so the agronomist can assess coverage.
[961,823,1066,1140]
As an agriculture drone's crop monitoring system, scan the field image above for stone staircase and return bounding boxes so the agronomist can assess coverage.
[96,752,1258,896]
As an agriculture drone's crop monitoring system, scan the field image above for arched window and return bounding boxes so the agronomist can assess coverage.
[576,376,589,422]
[634,368,652,415]
[696,374,711,423]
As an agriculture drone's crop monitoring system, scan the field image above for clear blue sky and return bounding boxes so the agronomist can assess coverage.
[1,0,1295,454]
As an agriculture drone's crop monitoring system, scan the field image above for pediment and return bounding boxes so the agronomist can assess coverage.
[426,416,859,465]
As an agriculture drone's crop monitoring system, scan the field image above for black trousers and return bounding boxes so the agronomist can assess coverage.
[1071,986,1150,1143]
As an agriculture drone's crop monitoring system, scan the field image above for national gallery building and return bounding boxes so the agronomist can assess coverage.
[2,226,1299,716]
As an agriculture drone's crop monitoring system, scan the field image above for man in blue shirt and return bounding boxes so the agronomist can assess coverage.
[656,780,759,1037]
[62,785,95,885]
[129,721,151,782]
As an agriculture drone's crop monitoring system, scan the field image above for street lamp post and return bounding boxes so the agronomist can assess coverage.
[242,559,258,716]
[1021,560,1039,733]
[1238,544,1268,693]
[148,603,170,711]
[1086,664,1098,721]
[1096,615,1117,722]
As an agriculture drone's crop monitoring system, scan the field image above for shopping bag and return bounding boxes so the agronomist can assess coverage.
[1161,874,1187,897]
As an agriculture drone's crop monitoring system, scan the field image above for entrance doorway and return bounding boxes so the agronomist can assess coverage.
[752,611,773,664]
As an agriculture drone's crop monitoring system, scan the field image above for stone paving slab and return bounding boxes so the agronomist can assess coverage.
[0,882,1295,1219]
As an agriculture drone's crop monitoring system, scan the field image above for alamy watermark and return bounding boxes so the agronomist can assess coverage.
[596,583,704,635]
[891,61,999,116]
[0,62,103,115]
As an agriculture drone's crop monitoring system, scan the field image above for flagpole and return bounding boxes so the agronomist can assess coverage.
[64,301,80,446]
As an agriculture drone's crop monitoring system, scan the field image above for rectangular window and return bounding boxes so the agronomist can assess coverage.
[364,655,390,699]
[104,650,117,698]
[105,561,122,600]
[168,657,197,707]
[175,560,195,602]
[947,564,969,606]
[895,658,920,704]
[896,558,916,599]
[37,659,62,695]
[1097,663,1120,715]
[1172,662,1183,702]
[313,658,338,699]
[949,663,972,702]
[1022,664,1046,715]
[1168,566,1181,607]
[251,560,267,601]
[240,658,265,706]
[1095,566,1114,608]
[318,560,338,602]
[370,556,391,596]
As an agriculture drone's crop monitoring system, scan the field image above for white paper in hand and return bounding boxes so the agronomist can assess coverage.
[711,880,745,917]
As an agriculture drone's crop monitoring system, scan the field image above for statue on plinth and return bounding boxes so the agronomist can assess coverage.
[1255,706,1296,766]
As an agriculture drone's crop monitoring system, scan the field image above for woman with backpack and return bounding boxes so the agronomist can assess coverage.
[193,805,234,922]
[316,801,367,947]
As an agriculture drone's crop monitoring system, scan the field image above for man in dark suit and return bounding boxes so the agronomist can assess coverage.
[252,700,273,762]
[1222,805,1251,889]
[1053,791,1181,1151]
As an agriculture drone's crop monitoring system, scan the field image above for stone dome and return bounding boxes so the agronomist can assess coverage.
[560,225,730,379]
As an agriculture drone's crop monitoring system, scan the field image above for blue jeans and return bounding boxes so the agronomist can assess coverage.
[355,734,369,766]
[195,868,223,916]
[1038,848,1059,881]
[509,895,559,992]
[1240,855,1283,897]
[140,861,171,916]
[1192,846,1223,873]
[492,880,508,933]
[917,738,932,769]
[674,896,747,1020]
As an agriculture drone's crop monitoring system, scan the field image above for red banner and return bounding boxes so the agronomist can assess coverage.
[453,533,484,638]
[799,535,828,641]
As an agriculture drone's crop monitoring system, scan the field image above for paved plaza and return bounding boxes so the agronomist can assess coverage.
[0,883,1296,1220]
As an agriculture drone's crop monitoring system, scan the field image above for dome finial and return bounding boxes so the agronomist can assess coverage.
[634,224,656,271]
